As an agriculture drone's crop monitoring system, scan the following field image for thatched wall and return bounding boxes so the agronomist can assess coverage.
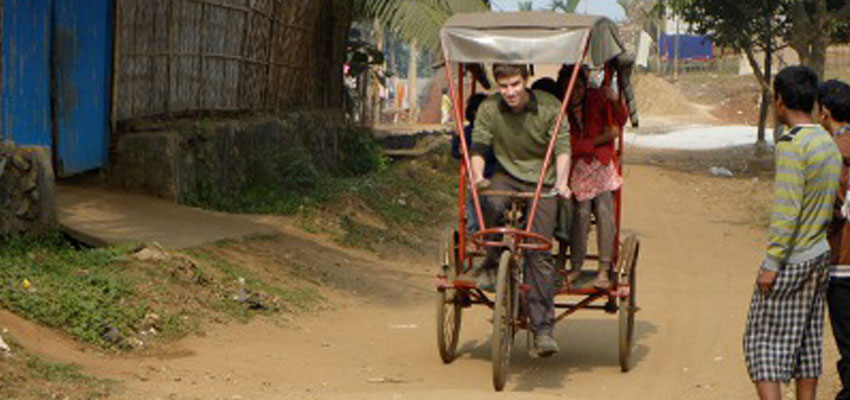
[114,0,351,122]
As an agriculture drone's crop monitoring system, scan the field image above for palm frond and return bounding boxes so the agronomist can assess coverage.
[356,0,490,53]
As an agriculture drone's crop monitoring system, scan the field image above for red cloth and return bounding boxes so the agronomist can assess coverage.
[568,88,627,165]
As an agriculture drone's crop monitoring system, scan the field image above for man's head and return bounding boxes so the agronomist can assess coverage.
[817,79,850,134]
[558,64,588,106]
[493,64,530,111]
[774,66,819,126]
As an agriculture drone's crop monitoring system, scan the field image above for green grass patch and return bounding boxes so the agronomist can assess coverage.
[0,233,144,347]
[0,336,113,399]
[0,232,320,349]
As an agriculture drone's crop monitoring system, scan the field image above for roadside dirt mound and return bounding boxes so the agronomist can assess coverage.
[634,74,702,117]
[712,89,762,126]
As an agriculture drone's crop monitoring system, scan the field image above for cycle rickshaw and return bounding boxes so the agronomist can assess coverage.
[435,11,641,391]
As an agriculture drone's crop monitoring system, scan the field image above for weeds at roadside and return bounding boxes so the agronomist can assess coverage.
[0,336,113,399]
[0,232,320,350]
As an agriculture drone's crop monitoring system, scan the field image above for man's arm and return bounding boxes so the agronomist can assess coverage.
[471,155,487,185]
[763,141,805,269]
[554,153,571,198]
[470,100,494,186]
[553,111,572,197]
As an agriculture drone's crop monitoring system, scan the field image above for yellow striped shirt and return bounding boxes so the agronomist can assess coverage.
[764,124,842,270]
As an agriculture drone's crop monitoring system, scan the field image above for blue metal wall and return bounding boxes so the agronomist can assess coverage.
[2,0,53,147]
[53,0,113,176]
[1,0,113,176]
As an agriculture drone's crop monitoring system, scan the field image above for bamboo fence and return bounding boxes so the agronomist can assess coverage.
[114,0,349,123]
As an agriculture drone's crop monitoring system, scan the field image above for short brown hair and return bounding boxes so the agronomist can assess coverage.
[493,64,529,80]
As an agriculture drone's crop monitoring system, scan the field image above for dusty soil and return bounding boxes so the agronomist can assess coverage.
[1,162,842,400]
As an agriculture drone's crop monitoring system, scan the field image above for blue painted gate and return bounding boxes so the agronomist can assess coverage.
[53,0,113,176]
[2,0,53,148]
[2,0,113,177]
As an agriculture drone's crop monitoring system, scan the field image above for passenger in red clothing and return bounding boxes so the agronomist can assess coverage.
[558,64,626,289]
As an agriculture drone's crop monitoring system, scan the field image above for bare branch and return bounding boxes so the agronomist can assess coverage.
[744,46,770,93]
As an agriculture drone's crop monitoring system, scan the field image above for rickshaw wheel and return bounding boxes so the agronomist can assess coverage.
[618,234,640,372]
[437,229,462,364]
[492,250,515,391]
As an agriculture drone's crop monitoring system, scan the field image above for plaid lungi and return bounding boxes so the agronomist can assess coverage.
[744,251,831,382]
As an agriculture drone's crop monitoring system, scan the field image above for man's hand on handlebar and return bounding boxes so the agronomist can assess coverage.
[474,178,492,191]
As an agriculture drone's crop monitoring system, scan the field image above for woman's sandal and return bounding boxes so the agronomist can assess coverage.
[592,271,611,290]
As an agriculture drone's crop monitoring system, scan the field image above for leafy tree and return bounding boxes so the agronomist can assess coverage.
[519,1,534,11]
[549,0,580,12]
[669,0,789,143]
[786,0,850,78]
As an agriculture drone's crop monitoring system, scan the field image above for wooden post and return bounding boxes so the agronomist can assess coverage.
[110,0,122,134]
[407,38,418,122]
[166,0,174,115]
[238,2,252,109]
[265,1,278,110]
[197,1,206,110]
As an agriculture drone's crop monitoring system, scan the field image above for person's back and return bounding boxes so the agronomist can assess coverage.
[817,78,850,400]
[744,65,841,400]
[771,124,841,262]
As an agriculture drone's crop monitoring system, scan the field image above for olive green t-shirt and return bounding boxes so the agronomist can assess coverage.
[470,89,570,185]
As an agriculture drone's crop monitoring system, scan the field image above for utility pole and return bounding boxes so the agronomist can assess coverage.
[673,16,680,80]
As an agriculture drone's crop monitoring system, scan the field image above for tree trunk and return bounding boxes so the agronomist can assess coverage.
[757,17,773,144]
[788,0,828,79]
[407,39,419,122]
[371,21,384,126]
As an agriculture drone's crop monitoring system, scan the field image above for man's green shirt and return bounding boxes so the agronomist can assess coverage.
[470,89,570,185]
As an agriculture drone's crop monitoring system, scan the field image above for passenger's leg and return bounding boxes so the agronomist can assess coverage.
[828,278,850,400]
[593,191,616,288]
[570,198,592,279]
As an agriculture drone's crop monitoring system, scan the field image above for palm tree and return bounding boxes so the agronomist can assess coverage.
[518,1,534,11]
[355,0,490,53]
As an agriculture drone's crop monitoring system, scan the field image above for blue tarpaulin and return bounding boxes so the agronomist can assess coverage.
[659,34,713,60]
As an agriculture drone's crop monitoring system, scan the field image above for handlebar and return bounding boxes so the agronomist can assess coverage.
[478,189,560,199]
[471,227,553,252]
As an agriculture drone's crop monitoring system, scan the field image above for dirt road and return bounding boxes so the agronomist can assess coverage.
[2,163,842,399]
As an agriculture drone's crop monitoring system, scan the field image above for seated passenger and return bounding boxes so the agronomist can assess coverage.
[450,92,492,233]
[559,64,626,289]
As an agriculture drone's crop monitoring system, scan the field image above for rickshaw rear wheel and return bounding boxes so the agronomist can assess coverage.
[492,250,516,391]
[618,234,639,372]
[437,229,462,364]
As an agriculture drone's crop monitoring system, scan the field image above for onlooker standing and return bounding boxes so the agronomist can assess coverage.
[743,66,842,400]
[819,78,850,400]
[441,88,453,126]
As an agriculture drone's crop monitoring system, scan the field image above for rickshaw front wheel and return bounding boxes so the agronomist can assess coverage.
[492,249,516,391]
[437,229,462,364]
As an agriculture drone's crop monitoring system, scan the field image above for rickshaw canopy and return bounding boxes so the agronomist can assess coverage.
[441,11,625,67]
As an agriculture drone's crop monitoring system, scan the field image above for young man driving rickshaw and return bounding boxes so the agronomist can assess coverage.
[464,63,571,357]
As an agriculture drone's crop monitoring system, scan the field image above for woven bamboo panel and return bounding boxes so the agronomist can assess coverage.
[115,0,345,122]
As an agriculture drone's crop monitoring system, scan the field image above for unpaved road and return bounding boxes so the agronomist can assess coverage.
[2,164,842,399]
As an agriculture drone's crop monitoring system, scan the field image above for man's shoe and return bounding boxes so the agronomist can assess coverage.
[534,334,559,358]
